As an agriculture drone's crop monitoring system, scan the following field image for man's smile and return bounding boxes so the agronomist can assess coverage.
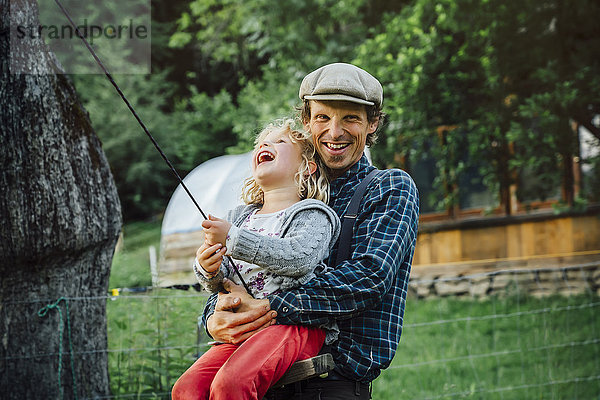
[324,143,350,150]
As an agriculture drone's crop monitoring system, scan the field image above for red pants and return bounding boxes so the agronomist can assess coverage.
[171,325,325,400]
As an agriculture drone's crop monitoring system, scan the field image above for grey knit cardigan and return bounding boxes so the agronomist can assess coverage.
[194,199,341,296]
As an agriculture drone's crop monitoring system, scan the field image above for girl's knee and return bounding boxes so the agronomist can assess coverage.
[172,375,208,400]
[211,370,255,398]
[171,379,186,400]
[171,378,189,400]
[210,371,234,393]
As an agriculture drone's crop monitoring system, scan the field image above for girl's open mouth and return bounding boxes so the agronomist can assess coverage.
[257,150,275,164]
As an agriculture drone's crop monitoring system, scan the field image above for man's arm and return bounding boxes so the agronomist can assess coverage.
[202,279,276,344]
[268,170,419,326]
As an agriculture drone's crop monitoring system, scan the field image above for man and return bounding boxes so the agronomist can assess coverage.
[203,63,419,399]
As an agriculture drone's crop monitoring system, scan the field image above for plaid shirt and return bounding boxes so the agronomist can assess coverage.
[202,155,419,382]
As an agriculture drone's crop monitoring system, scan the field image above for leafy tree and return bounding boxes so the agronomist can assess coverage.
[497,0,600,206]
[355,0,496,213]
[72,0,415,219]
[174,88,238,169]
[73,73,182,221]
[356,0,600,214]
[170,0,411,151]
[68,0,213,221]
[67,0,600,220]
[73,73,241,221]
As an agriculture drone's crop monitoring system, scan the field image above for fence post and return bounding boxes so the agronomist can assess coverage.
[149,245,158,287]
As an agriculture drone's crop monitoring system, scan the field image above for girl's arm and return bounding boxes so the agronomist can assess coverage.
[195,206,247,293]
[193,258,226,293]
[229,208,337,278]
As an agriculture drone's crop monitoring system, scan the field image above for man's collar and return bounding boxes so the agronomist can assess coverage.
[330,154,371,191]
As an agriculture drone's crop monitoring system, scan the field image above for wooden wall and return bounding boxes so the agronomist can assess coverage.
[413,210,600,266]
[158,230,204,286]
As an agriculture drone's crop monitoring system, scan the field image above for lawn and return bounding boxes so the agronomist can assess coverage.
[109,218,162,289]
[107,220,600,399]
[375,294,600,399]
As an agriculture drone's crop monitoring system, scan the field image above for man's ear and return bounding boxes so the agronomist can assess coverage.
[367,117,379,134]
[306,160,317,176]
[303,101,312,130]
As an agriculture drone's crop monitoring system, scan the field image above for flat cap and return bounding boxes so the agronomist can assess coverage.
[299,63,383,107]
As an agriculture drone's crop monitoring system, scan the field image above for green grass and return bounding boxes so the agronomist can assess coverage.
[375,295,600,399]
[109,218,161,289]
[107,290,209,398]
[108,218,209,398]
[107,221,600,399]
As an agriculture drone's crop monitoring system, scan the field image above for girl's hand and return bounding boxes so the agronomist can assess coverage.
[196,242,227,275]
[202,214,232,246]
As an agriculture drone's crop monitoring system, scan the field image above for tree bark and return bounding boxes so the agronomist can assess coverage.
[0,1,122,398]
[559,119,576,206]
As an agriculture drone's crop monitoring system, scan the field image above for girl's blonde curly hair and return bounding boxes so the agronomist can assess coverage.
[242,119,330,205]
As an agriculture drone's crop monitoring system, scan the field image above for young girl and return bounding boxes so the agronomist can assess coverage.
[172,119,340,400]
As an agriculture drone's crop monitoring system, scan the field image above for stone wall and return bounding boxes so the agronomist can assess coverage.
[408,262,600,299]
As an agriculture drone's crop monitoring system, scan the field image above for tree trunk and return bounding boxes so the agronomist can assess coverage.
[0,1,122,399]
[559,119,576,207]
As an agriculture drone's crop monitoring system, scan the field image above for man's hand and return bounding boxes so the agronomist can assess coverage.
[207,279,276,345]
[202,214,232,246]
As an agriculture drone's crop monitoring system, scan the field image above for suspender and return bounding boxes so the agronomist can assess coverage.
[334,168,381,266]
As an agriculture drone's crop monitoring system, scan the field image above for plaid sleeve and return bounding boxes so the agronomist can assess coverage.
[201,292,218,338]
[268,169,419,326]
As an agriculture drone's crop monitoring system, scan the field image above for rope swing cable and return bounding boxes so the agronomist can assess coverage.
[52,0,252,295]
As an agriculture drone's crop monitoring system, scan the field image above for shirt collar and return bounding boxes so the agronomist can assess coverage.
[329,154,373,196]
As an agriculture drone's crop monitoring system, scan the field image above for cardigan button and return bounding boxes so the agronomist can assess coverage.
[282,307,289,313]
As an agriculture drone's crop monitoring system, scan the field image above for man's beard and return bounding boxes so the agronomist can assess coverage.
[327,154,346,164]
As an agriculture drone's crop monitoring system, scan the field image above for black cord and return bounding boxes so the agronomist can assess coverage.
[53,0,252,296]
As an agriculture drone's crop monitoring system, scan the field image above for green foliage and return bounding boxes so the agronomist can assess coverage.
[355,0,507,211]
[70,0,599,219]
[107,290,209,399]
[174,88,238,169]
[38,0,151,74]
[171,0,372,70]
[169,0,409,152]
[356,0,600,212]
[73,73,181,220]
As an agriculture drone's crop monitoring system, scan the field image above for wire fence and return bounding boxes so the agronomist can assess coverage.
[378,263,600,399]
[3,263,599,399]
